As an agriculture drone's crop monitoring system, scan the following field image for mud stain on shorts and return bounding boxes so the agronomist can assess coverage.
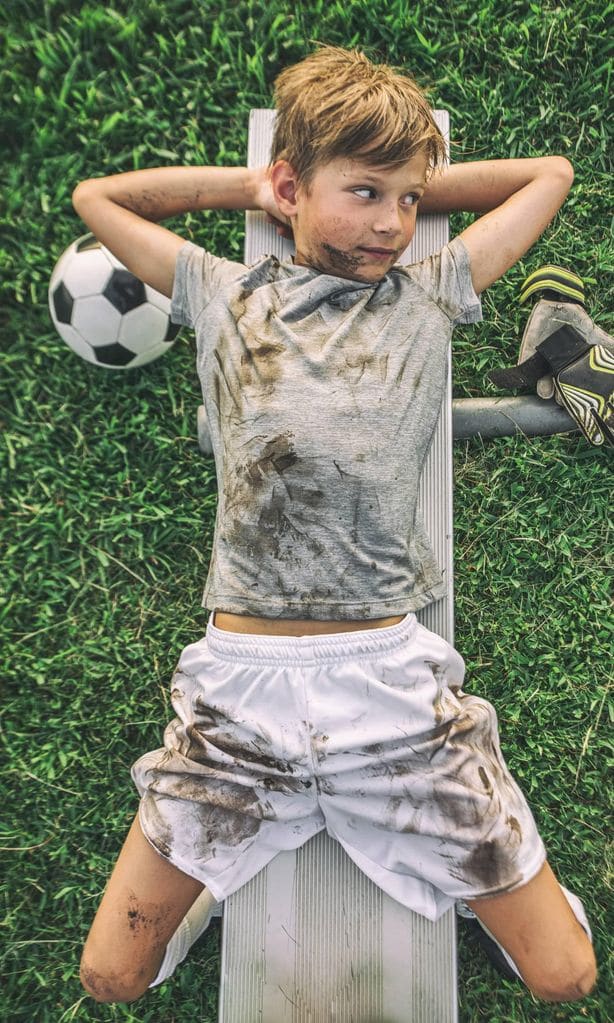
[141,795,175,859]
[194,803,263,859]
[142,783,265,866]
[362,751,415,781]
[181,702,313,796]
[186,716,295,773]
[461,838,523,892]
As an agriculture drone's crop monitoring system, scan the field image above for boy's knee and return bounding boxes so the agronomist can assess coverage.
[79,950,153,1004]
[526,944,597,1003]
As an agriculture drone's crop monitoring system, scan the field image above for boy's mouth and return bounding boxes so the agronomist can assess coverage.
[359,247,397,259]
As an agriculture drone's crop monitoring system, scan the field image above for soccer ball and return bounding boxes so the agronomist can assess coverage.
[48,232,181,369]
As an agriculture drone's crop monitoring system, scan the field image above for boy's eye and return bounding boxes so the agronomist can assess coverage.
[352,187,419,206]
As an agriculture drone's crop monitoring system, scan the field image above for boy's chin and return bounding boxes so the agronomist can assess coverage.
[299,253,391,282]
[336,260,391,283]
[294,243,392,281]
[340,267,389,283]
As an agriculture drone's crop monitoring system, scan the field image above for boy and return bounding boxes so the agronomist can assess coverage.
[73,45,596,1005]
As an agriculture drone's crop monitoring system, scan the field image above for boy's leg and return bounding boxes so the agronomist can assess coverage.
[80,812,213,1003]
[465,859,597,1002]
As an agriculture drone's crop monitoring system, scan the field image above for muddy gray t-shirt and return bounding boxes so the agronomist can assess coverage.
[171,236,482,620]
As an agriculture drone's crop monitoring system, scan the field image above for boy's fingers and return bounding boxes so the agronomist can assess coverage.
[265,214,293,239]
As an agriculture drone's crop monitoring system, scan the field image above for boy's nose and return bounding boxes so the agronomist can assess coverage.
[372,205,404,238]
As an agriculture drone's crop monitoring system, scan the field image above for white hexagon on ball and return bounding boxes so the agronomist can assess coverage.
[62,249,114,297]
[72,295,122,348]
[118,303,170,354]
[144,284,173,315]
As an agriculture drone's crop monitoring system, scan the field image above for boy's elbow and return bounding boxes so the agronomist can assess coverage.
[72,178,103,212]
[71,179,89,212]
[551,156,574,187]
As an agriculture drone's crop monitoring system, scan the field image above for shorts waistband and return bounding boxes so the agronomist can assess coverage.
[205,612,418,664]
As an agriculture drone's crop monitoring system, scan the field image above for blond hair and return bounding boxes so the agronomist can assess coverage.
[270,44,447,191]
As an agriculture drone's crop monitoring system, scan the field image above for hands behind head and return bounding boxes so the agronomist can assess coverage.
[254,165,294,240]
[265,213,294,240]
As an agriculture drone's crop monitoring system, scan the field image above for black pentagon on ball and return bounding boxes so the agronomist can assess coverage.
[76,233,101,253]
[93,342,137,367]
[164,320,181,342]
[103,269,147,313]
[52,281,74,323]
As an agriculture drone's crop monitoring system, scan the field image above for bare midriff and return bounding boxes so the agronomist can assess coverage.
[213,610,405,636]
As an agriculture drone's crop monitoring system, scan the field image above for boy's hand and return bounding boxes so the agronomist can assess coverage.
[266,213,294,241]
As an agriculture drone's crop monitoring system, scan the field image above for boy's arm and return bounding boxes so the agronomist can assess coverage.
[419,157,574,295]
[71,166,262,298]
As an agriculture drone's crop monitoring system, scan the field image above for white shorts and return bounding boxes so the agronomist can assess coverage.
[131,612,546,921]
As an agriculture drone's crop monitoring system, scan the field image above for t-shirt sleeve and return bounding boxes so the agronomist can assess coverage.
[405,235,483,326]
[170,240,247,328]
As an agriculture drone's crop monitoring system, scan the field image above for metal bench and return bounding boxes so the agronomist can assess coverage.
[205,107,458,1023]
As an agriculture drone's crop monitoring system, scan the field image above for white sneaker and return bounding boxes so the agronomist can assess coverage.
[149,889,221,988]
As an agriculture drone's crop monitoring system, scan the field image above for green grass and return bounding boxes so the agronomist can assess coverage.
[1,0,612,1020]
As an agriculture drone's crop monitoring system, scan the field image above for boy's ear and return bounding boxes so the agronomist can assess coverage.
[270,160,300,218]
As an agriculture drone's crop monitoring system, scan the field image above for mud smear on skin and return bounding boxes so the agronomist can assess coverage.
[125,892,167,943]
[321,241,364,276]
[81,892,171,1000]
[80,963,126,1003]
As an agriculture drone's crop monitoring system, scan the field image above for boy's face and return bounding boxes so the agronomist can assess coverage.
[272,148,429,283]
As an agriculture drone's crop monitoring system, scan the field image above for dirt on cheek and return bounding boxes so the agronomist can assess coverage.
[321,240,362,274]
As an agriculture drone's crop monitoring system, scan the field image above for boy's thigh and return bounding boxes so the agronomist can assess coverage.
[81,813,204,998]
[466,860,597,1001]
